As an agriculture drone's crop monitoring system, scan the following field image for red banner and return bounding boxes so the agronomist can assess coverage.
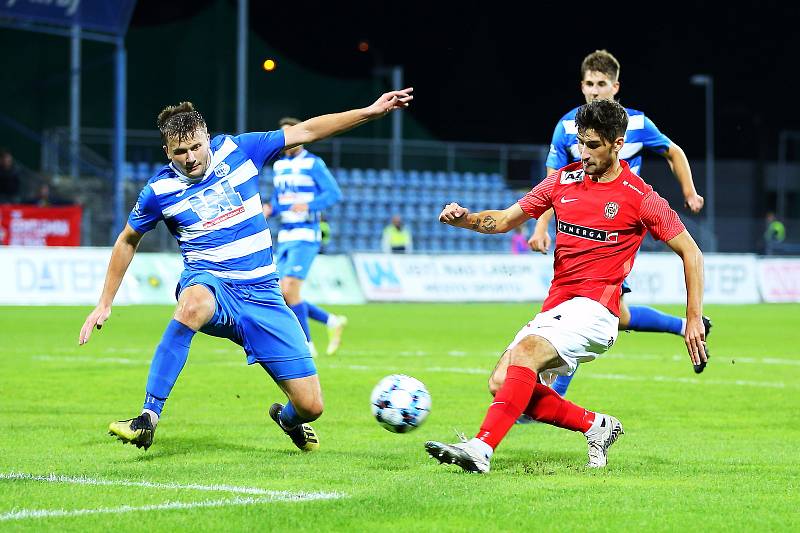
[0,204,82,246]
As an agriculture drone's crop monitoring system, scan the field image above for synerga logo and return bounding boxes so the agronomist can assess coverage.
[187,179,245,227]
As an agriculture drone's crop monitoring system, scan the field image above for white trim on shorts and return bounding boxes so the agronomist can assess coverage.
[506,297,619,377]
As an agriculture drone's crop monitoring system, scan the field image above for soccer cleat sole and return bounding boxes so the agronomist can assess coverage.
[425,441,487,473]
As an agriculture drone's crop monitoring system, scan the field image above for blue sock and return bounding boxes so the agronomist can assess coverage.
[289,302,311,341]
[552,368,577,397]
[143,319,195,416]
[306,302,330,325]
[628,305,683,335]
[279,401,311,429]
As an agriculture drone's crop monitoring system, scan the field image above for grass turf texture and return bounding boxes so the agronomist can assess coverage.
[0,303,798,531]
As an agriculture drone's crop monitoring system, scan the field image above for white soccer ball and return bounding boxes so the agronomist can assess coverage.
[370,374,431,433]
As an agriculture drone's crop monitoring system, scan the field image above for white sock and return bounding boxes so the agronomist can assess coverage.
[142,409,159,427]
[680,318,687,336]
[468,438,494,460]
[326,315,341,328]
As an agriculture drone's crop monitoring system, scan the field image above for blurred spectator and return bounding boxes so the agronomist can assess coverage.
[764,211,786,255]
[24,182,73,207]
[319,213,331,254]
[0,147,22,203]
[382,214,413,253]
[511,225,530,254]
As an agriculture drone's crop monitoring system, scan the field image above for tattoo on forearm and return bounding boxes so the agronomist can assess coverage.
[481,215,496,232]
[470,216,480,231]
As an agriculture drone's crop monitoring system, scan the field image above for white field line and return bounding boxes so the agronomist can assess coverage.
[322,363,799,390]
[0,473,343,522]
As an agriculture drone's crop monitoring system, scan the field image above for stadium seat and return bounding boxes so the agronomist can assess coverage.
[350,168,365,186]
[123,161,135,181]
[378,169,393,187]
[135,161,151,181]
[334,168,350,185]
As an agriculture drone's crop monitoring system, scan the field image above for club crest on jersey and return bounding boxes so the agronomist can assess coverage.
[560,169,584,184]
[187,179,245,227]
[213,162,231,177]
[604,202,619,219]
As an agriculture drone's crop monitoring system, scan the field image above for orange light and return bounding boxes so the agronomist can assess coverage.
[262,59,276,71]
[358,41,369,52]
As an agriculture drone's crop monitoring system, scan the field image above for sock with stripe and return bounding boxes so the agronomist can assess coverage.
[475,365,537,449]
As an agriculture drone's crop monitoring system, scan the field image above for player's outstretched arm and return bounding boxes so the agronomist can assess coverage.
[439,202,530,234]
[665,230,707,366]
[662,142,704,213]
[79,224,143,345]
[283,88,413,149]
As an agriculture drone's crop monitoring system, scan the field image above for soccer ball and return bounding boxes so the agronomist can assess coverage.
[370,374,431,433]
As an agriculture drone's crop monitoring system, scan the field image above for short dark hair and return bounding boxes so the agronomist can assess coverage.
[580,49,620,82]
[157,101,207,145]
[278,116,301,127]
[575,99,628,144]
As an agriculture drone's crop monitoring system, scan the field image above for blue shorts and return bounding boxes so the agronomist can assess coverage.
[622,279,632,294]
[276,241,320,280]
[177,271,315,381]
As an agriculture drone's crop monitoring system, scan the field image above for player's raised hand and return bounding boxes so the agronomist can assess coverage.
[79,305,112,345]
[439,202,468,225]
[684,316,707,367]
[367,88,414,117]
[528,228,551,254]
[684,193,705,214]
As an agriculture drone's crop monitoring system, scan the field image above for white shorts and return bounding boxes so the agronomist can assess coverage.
[506,297,619,377]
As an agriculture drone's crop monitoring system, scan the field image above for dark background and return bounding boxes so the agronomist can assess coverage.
[2,0,798,163]
[132,0,800,160]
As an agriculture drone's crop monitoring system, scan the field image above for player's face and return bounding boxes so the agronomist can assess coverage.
[577,129,622,176]
[164,128,211,178]
[581,71,619,104]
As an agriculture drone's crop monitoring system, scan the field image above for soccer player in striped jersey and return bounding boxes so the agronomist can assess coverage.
[528,51,710,399]
[78,88,413,451]
[426,99,707,472]
[263,117,347,357]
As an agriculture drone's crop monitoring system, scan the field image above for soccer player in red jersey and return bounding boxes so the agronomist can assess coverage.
[425,99,707,472]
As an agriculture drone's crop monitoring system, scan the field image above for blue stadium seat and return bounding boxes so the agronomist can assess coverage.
[123,161,135,181]
[365,168,378,183]
[379,169,393,187]
[407,169,421,187]
[350,168,365,186]
[334,168,350,185]
[421,170,435,187]
[135,161,151,181]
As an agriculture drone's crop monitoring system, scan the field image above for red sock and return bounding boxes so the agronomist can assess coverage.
[476,365,537,449]
[524,383,596,432]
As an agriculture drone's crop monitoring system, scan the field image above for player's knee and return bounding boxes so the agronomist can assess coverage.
[487,373,503,396]
[174,294,214,328]
[295,397,323,421]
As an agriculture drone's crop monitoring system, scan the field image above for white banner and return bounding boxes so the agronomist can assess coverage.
[352,253,554,302]
[625,253,760,304]
[302,255,365,304]
[757,258,800,302]
[0,246,183,305]
[0,247,362,306]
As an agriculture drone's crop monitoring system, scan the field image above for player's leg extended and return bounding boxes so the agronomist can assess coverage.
[619,296,683,335]
[109,284,215,449]
[427,335,561,473]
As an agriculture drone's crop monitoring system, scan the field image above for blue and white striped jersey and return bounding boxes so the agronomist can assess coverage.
[270,149,342,245]
[128,131,285,283]
[546,106,672,175]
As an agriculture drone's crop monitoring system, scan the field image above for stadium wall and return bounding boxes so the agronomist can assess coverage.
[1,247,797,305]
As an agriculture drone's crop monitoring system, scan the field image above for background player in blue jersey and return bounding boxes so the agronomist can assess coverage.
[527,50,710,400]
[78,88,413,451]
[263,116,348,357]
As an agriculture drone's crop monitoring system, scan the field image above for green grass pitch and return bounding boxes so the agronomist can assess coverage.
[1,303,798,531]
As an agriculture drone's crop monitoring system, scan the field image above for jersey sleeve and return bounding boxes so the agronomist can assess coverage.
[545,121,570,169]
[307,158,343,211]
[639,191,685,241]
[640,116,672,154]
[518,173,556,218]
[231,130,286,168]
[127,185,161,234]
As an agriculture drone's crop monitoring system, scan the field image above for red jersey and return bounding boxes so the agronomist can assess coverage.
[518,161,685,316]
